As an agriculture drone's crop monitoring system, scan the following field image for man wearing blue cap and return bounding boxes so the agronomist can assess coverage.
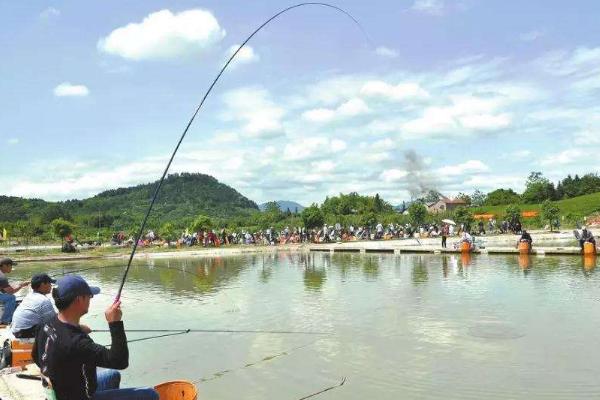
[0,257,30,325]
[33,275,158,400]
[11,273,57,338]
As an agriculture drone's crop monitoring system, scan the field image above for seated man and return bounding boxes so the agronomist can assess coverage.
[11,273,57,338]
[33,275,158,400]
[580,227,596,250]
[517,230,533,250]
[0,258,30,326]
[456,231,474,250]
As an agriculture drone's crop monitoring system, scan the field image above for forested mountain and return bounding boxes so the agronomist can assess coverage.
[0,173,258,232]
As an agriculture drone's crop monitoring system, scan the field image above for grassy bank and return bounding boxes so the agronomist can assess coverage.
[474,191,600,220]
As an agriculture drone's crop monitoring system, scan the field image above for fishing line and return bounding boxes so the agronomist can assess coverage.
[50,264,125,278]
[297,377,347,400]
[116,2,369,301]
[193,340,319,383]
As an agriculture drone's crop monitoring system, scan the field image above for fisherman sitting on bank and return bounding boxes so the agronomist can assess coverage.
[455,231,474,250]
[33,275,159,400]
[10,273,57,338]
[0,258,30,326]
[579,227,596,251]
[517,230,533,251]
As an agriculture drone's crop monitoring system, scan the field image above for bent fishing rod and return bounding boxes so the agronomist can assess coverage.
[115,3,369,302]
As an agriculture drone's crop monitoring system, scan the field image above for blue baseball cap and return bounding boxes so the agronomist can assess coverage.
[55,275,100,298]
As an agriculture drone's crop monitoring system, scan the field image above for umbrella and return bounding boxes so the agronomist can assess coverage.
[442,219,456,225]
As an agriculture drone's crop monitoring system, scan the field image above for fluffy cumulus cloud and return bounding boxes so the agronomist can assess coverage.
[53,82,89,97]
[98,9,226,61]
[539,149,586,166]
[437,160,489,177]
[11,44,600,204]
[221,87,285,139]
[361,80,429,102]
[302,98,370,123]
[226,44,259,67]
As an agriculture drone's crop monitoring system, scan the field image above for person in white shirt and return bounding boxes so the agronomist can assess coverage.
[457,231,474,250]
[11,273,56,338]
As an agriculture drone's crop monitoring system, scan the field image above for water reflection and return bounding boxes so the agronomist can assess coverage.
[518,254,532,275]
[583,255,596,272]
[361,256,380,280]
[303,265,327,292]
[460,253,472,267]
[10,252,600,399]
[411,256,429,285]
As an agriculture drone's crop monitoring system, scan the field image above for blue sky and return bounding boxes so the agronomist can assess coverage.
[2,0,600,205]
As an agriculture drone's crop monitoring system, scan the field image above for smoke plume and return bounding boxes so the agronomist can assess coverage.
[403,149,437,200]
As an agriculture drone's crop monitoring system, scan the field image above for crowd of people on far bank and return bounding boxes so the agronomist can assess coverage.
[105,216,559,248]
[103,215,598,256]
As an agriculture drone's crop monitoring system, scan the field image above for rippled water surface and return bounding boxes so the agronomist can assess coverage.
[13,252,600,399]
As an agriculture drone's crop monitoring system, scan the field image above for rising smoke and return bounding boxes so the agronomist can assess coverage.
[403,149,438,200]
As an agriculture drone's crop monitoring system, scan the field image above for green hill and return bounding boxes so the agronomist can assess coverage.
[474,191,600,219]
[0,173,259,236]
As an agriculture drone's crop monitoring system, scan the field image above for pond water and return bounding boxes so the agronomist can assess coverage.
[12,252,600,399]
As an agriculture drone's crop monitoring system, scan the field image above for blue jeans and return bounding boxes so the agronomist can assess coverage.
[0,292,16,324]
[93,369,159,400]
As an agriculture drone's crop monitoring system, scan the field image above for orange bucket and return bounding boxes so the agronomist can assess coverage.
[518,241,530,254]
[154,381,198,400]
[11,339,34,368]
[584,242,596,255]
[460,242,471,253]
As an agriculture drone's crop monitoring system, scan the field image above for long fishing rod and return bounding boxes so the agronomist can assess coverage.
[115,2,369,302]
[94,328,330,335]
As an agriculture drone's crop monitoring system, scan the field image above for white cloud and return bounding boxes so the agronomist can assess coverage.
[361,80,429,102]
[402,94,512,136]
[282,137,347,161]
[330,139,347,152]
[380,169,408,183]
[212,131,239,143]
[574,128,600,146]
[302,98,369,123]
[460,113,511,130]
[40,7,60,19]
[53,82,89,97]
[98,9,226,61]
[412,0,445,15]
[438,160,489,176]
[539,149,586,166]
[520,30,544,42]
[535,47,600,76]
[311,160,336,173]
[226,44,259,67]
[375,46,398,58]
[501,150,531,160]
[221,87,285,139]
[302,108,335,122]
[7,138,19,145]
